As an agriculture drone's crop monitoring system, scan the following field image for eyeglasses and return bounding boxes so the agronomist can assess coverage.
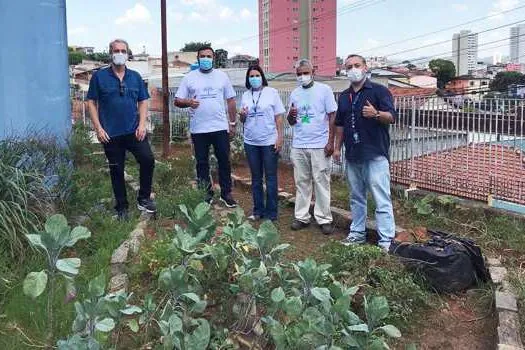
[119,81,126,96]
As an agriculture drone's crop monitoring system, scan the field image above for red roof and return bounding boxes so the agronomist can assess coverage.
[391,144,525,204]
[389,87,437,97]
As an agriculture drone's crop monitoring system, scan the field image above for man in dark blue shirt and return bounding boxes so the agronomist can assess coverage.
[87,39,155,220]
[334,54,396,252]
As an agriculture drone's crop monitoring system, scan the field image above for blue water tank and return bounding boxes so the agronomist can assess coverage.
[0,0,70,140]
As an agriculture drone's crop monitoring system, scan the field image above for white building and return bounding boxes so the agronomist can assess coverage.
[510,25,525,64]
[452,30,478,76]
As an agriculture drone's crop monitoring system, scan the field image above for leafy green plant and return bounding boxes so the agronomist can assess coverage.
[57,273,142,349]
[23,214,91,342]
[139,237,183,276]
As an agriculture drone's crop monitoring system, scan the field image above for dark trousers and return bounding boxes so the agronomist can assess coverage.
[103,133,155,211]
[244,143,279,220]
[191,130,232,197]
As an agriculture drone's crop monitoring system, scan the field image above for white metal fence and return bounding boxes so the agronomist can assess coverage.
[71,87,525,205]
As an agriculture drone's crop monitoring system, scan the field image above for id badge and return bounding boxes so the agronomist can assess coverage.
[353,132,360,144]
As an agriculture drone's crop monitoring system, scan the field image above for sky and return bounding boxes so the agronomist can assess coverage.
[66,0,524,62]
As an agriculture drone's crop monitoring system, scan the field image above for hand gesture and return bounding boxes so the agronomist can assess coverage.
[188,95,200,109]
[362,100,378,118]
[287,103,298,126]
[239,106,249,123]
[96,127,110,144]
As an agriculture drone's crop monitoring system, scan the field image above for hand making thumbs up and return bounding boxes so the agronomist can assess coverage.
[362,99,379,119]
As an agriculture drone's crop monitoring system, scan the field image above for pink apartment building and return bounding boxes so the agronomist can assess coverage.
[258,0,337,77]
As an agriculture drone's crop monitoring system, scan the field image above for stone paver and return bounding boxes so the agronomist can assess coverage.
[496,291,519,313]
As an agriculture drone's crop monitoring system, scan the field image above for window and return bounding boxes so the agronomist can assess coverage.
[469,81,475,86]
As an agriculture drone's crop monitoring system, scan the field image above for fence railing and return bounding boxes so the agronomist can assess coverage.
[71,86,525,205]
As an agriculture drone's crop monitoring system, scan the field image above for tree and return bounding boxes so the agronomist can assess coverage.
[214,49,228,68]
[336,57,343,66]
[406,63,416,70]
[489,71,525,92]
[428,59,456,88]
[69,51,86,65]
[181,41,212,52]
[88,52,111,64]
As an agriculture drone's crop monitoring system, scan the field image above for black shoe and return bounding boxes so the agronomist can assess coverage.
[205,192,214,205]
[220,195,237,208]
[114,209,129,222]
[137,198,157,213]
[291,220,310,231]
[320,223,334,235]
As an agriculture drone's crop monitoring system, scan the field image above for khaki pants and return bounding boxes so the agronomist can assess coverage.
[290,148,332,225]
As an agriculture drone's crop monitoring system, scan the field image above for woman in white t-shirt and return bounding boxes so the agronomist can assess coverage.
[239,65,285,221]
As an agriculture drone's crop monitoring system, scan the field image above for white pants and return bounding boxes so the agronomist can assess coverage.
[291,148,332,225]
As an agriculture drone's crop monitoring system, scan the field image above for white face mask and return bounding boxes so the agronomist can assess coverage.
[297,74,313,87]
[112,52,128,66]
[347,68,366,83]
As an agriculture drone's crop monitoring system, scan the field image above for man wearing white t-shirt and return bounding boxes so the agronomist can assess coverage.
[174,46,238,207]
[287,59,338,235]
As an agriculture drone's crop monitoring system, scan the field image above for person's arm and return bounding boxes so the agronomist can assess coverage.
[136,76,150,141]
[362,88,396,124]
[227,97,237,136]
[136,100,148,141]
[274,114,284,153]
[333,97,345,162]
[174,77,199,109]
[324,88,338,156]
[86,73,110,143]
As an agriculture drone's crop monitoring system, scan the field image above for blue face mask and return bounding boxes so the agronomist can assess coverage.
[199,57,213,71]
[249,76,262,89]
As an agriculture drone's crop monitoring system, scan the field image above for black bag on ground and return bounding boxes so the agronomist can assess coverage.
[390,229,490,293]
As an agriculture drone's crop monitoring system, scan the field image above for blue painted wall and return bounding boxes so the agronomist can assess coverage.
[0,0,70,140]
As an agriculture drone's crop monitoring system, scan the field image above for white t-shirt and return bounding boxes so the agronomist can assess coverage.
[241,87,285,146]
[175,69,236,134]
[288,82,338,148]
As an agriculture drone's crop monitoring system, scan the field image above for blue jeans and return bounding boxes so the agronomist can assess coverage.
[244,143,279,220]
[345,156,395,249]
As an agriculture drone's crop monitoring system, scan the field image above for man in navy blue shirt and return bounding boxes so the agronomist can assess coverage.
[334,54,396,252]
[87,39,155,220]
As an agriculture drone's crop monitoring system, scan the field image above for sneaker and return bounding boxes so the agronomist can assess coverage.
[340,236,366,247]
[291,220,310,231]
[113,209,129,222]
[220,195,237,208]
[320,223,334,235]
[248,214,261,221]
[205,192,214,205]
[137,198,157,213]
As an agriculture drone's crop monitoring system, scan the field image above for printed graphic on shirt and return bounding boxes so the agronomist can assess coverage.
[199,87,218,100]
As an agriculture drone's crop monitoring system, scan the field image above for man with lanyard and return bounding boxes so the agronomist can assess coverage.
[287,59,338,235]
[333,54,396,252]
[174,46,238,207]
[87,38,155,221]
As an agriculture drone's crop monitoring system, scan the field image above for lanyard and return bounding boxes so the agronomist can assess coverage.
[251,88,264,113]
[349,91,362,130]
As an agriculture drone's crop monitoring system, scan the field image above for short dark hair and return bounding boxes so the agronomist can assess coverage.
[197,46,215,58]
[245,65,269,89]
[346,54,367,65]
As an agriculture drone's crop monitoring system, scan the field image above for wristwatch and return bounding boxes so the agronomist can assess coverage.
[373,111,380,120]
[229,121,237,126]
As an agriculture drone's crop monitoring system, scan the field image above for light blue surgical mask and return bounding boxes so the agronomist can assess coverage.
[199,57,213,71]
[249,76,263,89]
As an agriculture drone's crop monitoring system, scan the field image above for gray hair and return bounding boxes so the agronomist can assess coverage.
[294,58,313,70]
[345,54,367,65]
[108,39,129,54]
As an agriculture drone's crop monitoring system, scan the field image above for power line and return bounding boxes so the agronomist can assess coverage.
[359,4,525,54]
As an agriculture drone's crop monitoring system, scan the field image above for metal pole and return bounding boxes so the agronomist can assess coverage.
[161,0,170,159]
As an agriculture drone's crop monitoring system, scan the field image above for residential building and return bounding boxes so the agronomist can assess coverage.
[70,46,94,55]
[366,56,388,69]
[452,30,478,76]
[258,0,337,76]
[445,76,490,100]
[506,63,523,72]
[510,24,525,65]
[228,54,258,68]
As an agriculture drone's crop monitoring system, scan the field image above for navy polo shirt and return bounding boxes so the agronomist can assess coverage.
[87,67,150,137]
[335,79,396,163]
